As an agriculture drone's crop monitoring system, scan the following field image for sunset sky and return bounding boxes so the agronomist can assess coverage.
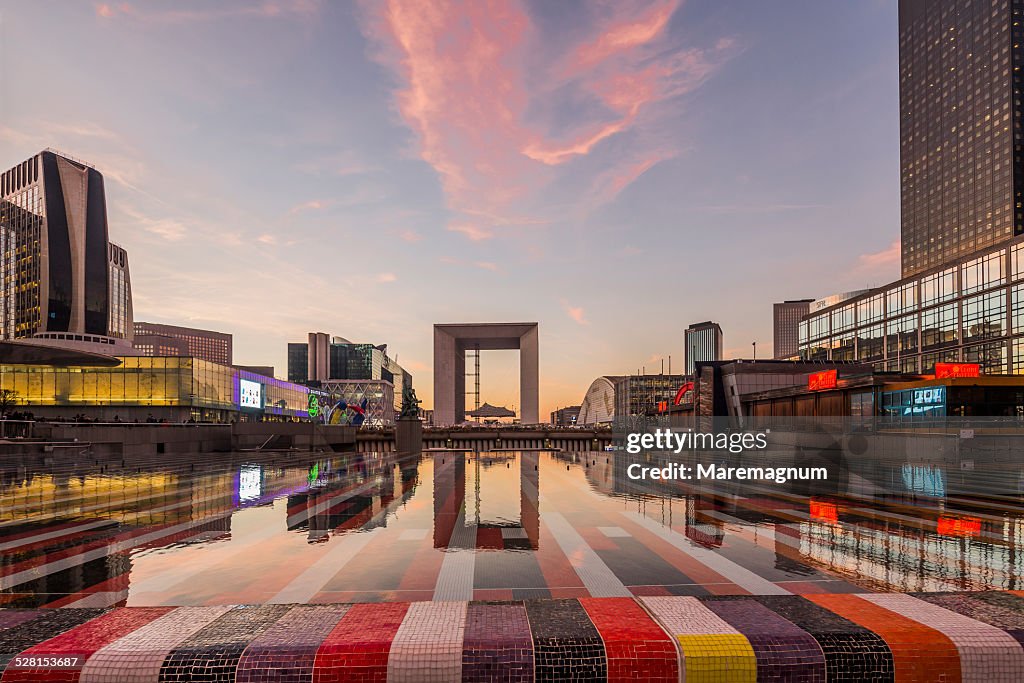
[0,0,900,415]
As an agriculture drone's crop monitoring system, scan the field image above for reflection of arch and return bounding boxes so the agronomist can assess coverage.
[578,376,618,425]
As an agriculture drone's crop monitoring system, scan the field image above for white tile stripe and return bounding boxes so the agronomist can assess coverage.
[0,513,232,591]
[641,595,743,636]
[541,510,632,597]
[387,601,467,683]
[861,593,1024,682]
[79,606,231,683]
[623,511,791,595]
[127,520,285,596]
[526,474,631,598]
[267,528,380,604]
[433,507,476,601]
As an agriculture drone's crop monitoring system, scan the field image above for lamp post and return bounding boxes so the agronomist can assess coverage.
[752,341,757,360]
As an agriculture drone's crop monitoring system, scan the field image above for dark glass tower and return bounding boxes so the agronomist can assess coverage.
[0,150,120,340]
[899,0,1024,277]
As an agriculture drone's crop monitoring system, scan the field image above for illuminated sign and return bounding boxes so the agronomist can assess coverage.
[807,369,838,391]
[308,394,320,418]
[937,515,981,537]
[935,362,980,379]
[239,379,263,409]
[238,464,262,502]
[912,386,945,406]
[657,400,669,413]
[809,499,839,523]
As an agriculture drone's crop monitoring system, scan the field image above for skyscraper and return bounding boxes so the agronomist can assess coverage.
[0,150,132,344]
[684,321,723,375]
[899,0,1024,277]
[773,299,813,359]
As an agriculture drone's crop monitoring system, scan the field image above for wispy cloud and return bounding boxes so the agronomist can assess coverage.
[95,1,321,24]
[399,229,423,243]
[288,199,331,214]
[376,272,398,283]
[562,300,589,325]
[360,0,736,241]
[857,240,900,270]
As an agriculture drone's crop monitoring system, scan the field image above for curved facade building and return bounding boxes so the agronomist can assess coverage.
[577,376,619,425]
[1,150,131,344]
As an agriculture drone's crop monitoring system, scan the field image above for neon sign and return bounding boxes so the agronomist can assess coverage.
[308,393,320,418]
[808,369,838,391]
[935,362,980,379]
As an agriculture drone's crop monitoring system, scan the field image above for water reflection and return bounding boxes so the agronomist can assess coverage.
[0,444,1021,607]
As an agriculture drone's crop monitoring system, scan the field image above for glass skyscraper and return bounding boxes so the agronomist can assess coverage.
[684,321,723,376]
[899,0,1024,276]
[0,150,132,343]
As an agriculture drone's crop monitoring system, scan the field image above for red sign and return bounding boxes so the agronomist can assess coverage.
[937,515,981,537]
[808,369,838,391]
[657,400,669,413]
[674,381,694,405]
[809,499,839,523]
[934,362,980,379]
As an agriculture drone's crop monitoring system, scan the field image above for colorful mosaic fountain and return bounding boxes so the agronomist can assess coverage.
[4,592,1024,681]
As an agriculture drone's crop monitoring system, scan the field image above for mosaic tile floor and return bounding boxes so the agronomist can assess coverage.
[2,592,1024,681]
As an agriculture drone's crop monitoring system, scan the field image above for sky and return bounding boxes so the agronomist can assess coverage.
[0,0,901,415]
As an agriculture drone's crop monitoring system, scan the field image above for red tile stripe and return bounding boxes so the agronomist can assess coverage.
[311,602,409,683]
[579,597,679,683]
[807,594,962,683]
[1,607,172,683]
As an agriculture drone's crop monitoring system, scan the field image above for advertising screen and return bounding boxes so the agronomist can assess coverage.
[239,379,263,409]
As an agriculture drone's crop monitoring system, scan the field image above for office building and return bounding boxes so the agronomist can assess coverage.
[899,0,1024,276]
[799,239,1024,374]
[134,322,232,365]
[615,374,688,418]
[684,321,723,375]
[773,300,814,359]
[550,405,581,426]
[1,150,133,348]
[287,332,411,411]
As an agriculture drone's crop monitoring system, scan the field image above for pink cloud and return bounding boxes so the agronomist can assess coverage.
[289,199,330,214]
[858,240,901,269]
[360,0,734,239]
[447,222,493,241]
[96,1,320,22]
[594,152,671,200]
[400,229,423,243]
[562,300,589,326]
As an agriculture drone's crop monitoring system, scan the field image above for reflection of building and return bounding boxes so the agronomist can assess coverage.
[773,300,813,359]
[133,322,232,365]
[1,150,133,351]
[288,332,411,412]
[0,357,321,422]
[432,452,539,550]
[899,0,1024,277]
[684,321,723,375]
[550,405,581,426]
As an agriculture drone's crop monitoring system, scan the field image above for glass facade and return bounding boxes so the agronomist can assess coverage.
[0,357,318,420]
[684,322,723,375]
[133,322,232,365]
[798,238,1024,374]
[899,0,1024,277]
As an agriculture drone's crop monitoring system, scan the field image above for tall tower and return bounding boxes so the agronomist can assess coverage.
[899,0,1024,277]
[0,150,131,341]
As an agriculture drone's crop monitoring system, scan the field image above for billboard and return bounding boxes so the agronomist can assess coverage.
[239,378,263,409]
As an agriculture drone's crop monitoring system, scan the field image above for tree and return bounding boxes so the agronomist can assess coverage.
[0,389,17,418]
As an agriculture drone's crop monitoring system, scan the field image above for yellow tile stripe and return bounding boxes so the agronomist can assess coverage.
[676,633,757,683]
